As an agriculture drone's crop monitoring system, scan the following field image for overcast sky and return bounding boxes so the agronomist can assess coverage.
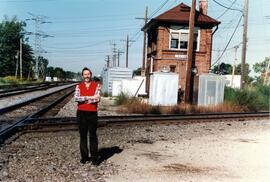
[0,0,269,76]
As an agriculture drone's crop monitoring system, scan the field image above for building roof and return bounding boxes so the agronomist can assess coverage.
[142,3,220,31]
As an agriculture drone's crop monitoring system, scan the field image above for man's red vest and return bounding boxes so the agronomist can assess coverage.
[77,82,99,112]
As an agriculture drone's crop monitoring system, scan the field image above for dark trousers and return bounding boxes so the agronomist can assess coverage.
[77,110,98,160]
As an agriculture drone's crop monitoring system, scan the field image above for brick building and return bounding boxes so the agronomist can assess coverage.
[142,1,220,94]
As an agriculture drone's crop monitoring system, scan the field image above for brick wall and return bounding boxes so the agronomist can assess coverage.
[145,25,213,92]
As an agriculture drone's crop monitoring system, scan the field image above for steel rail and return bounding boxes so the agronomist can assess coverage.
[0,84,76,114]
[0,86,75,144]
[22,111,270,128]
[0,82,74,98]
[0,81,76,90]
[0,85,53,98]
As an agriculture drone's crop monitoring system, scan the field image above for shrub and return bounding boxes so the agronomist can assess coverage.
[224,85,269,112]
[3,76,19,84]
[115,92,132,105]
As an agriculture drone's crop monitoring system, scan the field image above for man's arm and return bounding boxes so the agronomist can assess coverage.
[74,84,86,102]
[87,83,101,103]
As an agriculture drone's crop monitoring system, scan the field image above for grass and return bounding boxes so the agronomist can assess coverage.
[116,92,242,114]
[0,76,41,86]
[116,84,270,114]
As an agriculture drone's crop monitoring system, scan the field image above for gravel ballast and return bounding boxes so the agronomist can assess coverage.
[0,118,270,182]
[0,84,76,110]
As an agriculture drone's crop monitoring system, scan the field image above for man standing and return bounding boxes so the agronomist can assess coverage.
[74,67,101,165]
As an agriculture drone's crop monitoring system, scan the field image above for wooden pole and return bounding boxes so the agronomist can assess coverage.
[241,0,249,88]
[184,0,196,103]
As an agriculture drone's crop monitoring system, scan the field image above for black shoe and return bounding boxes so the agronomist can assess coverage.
[80,157,91,164]
[91,159,99,166]
[90,156,99,166]
[80,159,86,164]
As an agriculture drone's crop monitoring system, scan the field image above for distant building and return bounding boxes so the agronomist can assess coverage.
[142,1,220,93]
[101,67,133,94]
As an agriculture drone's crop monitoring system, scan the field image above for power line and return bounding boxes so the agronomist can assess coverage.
[129,0,170,43]
[43,40,109,50]
[215,0,237,19]
[149,0,170,18]
[212,0,243,13]
[211,15,243,67]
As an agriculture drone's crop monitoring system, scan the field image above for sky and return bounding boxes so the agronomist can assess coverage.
[0,0,269,76]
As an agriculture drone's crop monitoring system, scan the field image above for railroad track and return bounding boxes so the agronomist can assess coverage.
[0,84,76,144]
[1,111,268,145]
[0,81,73,98]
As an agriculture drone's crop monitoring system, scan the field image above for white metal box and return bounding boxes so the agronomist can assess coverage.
[149,72,179,106]
[198,74,227,106]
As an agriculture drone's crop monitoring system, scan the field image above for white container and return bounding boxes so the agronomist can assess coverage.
[132,76,147,96]
[53,77,58,82]
[224,75,241,89]
[149,72,179,106]
[112,80,122,96]
[101,67,133,94]
[112,76,147,97]
[122,76,146,96]
[198,74,227,106]
[45,77,52,82]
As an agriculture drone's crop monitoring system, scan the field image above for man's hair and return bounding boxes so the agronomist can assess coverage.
[81,67,92,77]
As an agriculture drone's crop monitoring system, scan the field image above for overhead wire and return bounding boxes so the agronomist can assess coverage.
[215,0,237,19]
[129,0,171,48]
[212,0,243,13]
[211,14,243,67]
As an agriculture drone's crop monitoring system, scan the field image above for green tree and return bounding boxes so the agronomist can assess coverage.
[212,63,232,74]
[253,57,270,74]
[253,57,270,84]
[46,66,54,78]
[235,63,253,84]
[133,67,141,76]
[38,56,49,80]
[22,43,35,80]
[0,17,36,79]
[54,67,66,80]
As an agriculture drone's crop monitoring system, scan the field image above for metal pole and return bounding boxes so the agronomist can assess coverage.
[232,45,239,87]
[184,0,196,103]
[20,38,23,80]
[126,35,129,68]
[241,0,249,88]
[15,51,19,79]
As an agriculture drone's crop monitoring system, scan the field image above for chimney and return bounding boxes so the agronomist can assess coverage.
[199,0,208,15]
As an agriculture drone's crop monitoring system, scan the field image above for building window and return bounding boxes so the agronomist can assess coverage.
[169,27,200,51]
[170,65,176,72]
[170,32,179,49]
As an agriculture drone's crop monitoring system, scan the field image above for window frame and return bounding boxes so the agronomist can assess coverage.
[169,27,200,52]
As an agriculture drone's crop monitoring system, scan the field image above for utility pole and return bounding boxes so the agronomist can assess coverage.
[117,49,124,67]
[184,0,196,103]
[232,45,239,87]
[241,0,249,89]
[20,38,23,80]
[136,6,149,76]
[15,50,19,79]
[122,35,135,68]
[111,42,117,67]
[217,49,221,74]
[105,55,110,68]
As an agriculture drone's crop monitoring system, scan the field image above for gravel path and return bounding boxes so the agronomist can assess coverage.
[0,84,76,110]
[0,118,269,181]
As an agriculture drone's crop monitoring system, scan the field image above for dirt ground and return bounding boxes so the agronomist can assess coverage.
[106,119,270,182]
